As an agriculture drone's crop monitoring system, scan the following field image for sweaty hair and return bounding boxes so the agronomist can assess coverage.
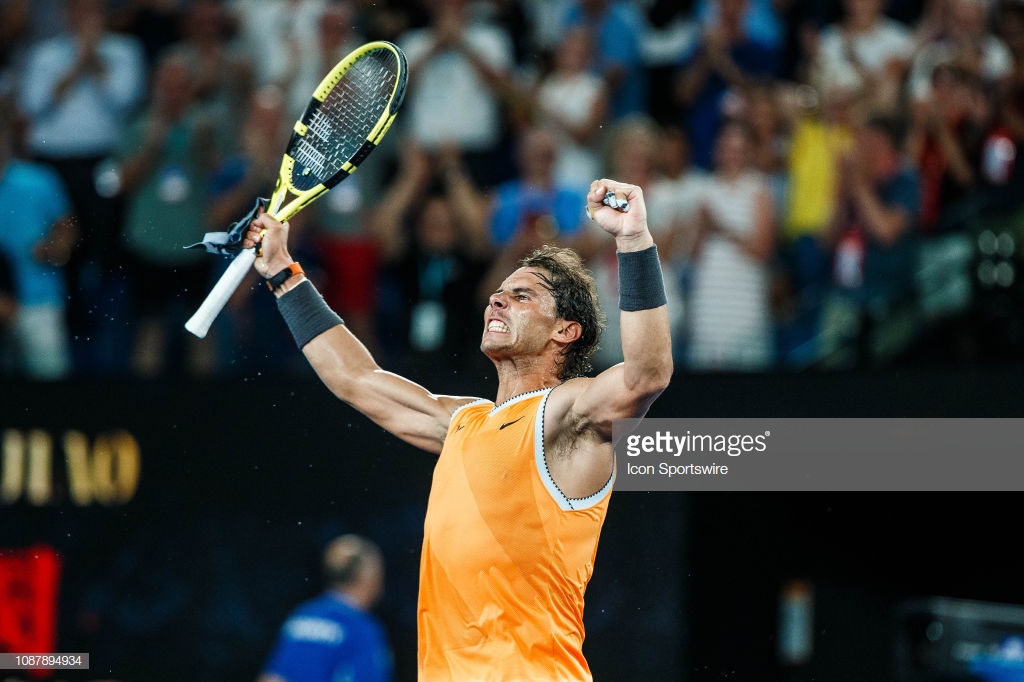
[519,245,604,380]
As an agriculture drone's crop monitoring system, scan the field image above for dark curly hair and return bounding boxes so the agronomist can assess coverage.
[519,245,605,380]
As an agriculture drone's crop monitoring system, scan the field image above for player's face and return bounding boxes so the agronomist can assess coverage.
[481,268,561,358]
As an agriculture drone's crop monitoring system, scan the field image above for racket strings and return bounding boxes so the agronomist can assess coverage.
[290,50,399,191]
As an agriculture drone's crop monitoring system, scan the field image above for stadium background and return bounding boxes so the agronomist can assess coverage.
[4,365,1024,681]
[3,0,1024,680]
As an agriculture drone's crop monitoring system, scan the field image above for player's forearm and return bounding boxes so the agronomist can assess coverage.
[272,276,446,450]
[620,306,673,396]
[616,244,673,394]
[303,323,383,399]
[275,281,393,412]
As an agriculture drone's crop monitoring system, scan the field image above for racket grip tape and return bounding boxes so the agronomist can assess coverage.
[185,248,258,338]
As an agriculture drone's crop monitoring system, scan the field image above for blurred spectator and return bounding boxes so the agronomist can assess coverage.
[696,0,786,52]
[0,0,31,87]
[177,0,254,155]
[639,0,701,124]
[109,0,188,68]
[648,124,712,267]
[487,128,590,253]
[907,63,985,234]
[468,0,532,67]
[229,0,328,118]
[688,118,777,371]
[480,127,592,317]
[741,79,791,213]
[775,0,842,84]
[728,85,792,356]
[908,0,1012,104]
[647,125,712,365]
[258,534,393,682]
[824,113,922,365]
[398,0,517,189]
[676,0,781,170]
[372,143,491,367]
[17,0,147,374]
[590,115,692,369]
[558,0,649,120]
[0,0,67,86]
[349,0,414,44]
[992,1,1024,202]
[0,100,77,379]
[809,0,913,113]
[520,0,575,60]
[116,48,217,377]
[777,79,861,365]
[530,26,609,189]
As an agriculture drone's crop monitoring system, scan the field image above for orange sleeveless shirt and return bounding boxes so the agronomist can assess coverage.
[417,388,614,682]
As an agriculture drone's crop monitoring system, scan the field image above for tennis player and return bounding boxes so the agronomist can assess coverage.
[243,178,672,681]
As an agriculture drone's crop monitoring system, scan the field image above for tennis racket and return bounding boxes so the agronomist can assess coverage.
[185,40,408,338]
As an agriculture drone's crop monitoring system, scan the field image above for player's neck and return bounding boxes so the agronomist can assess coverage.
[492,359,562,405]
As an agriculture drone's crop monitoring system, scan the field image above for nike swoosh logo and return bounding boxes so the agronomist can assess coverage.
[499,416,525,430]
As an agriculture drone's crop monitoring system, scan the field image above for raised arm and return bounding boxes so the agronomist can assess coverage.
[541,180,673,499]
[552,180,674,439]
[243,212,471,453]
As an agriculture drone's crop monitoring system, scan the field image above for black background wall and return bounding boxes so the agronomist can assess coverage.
[2,365,1023,681]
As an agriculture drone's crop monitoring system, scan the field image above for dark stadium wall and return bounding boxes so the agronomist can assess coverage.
[1,366,1023,681]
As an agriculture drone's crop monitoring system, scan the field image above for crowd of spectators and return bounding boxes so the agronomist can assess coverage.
[2,0,1024,380]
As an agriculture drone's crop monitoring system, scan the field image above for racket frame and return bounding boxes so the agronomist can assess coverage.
[185,41,407,339]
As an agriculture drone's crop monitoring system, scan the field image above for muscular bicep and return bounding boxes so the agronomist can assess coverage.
[302,326,473,453]
[543,366,663,499]
[548,364,664,446]
[349,370,473,453]
[577,364,664,438]
[555,305,672,440]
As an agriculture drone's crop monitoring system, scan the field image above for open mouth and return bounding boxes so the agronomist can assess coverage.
[487,320,510,333]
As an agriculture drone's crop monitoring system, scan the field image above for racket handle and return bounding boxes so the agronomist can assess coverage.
[185,248,258,338]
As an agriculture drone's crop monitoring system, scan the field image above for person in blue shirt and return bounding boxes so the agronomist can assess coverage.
[826,113,922,366]
[480,127,591,302]
[559,0,648,120]
[258,535,393,682]
[0,99,77,379]
[676,0,780,169]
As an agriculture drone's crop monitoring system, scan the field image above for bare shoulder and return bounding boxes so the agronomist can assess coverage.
[439,394,486,415]
[384,393,484,454]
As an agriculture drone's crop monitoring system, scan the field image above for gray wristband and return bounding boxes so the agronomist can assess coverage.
[617,245,667,311]
[276,279,344,348]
